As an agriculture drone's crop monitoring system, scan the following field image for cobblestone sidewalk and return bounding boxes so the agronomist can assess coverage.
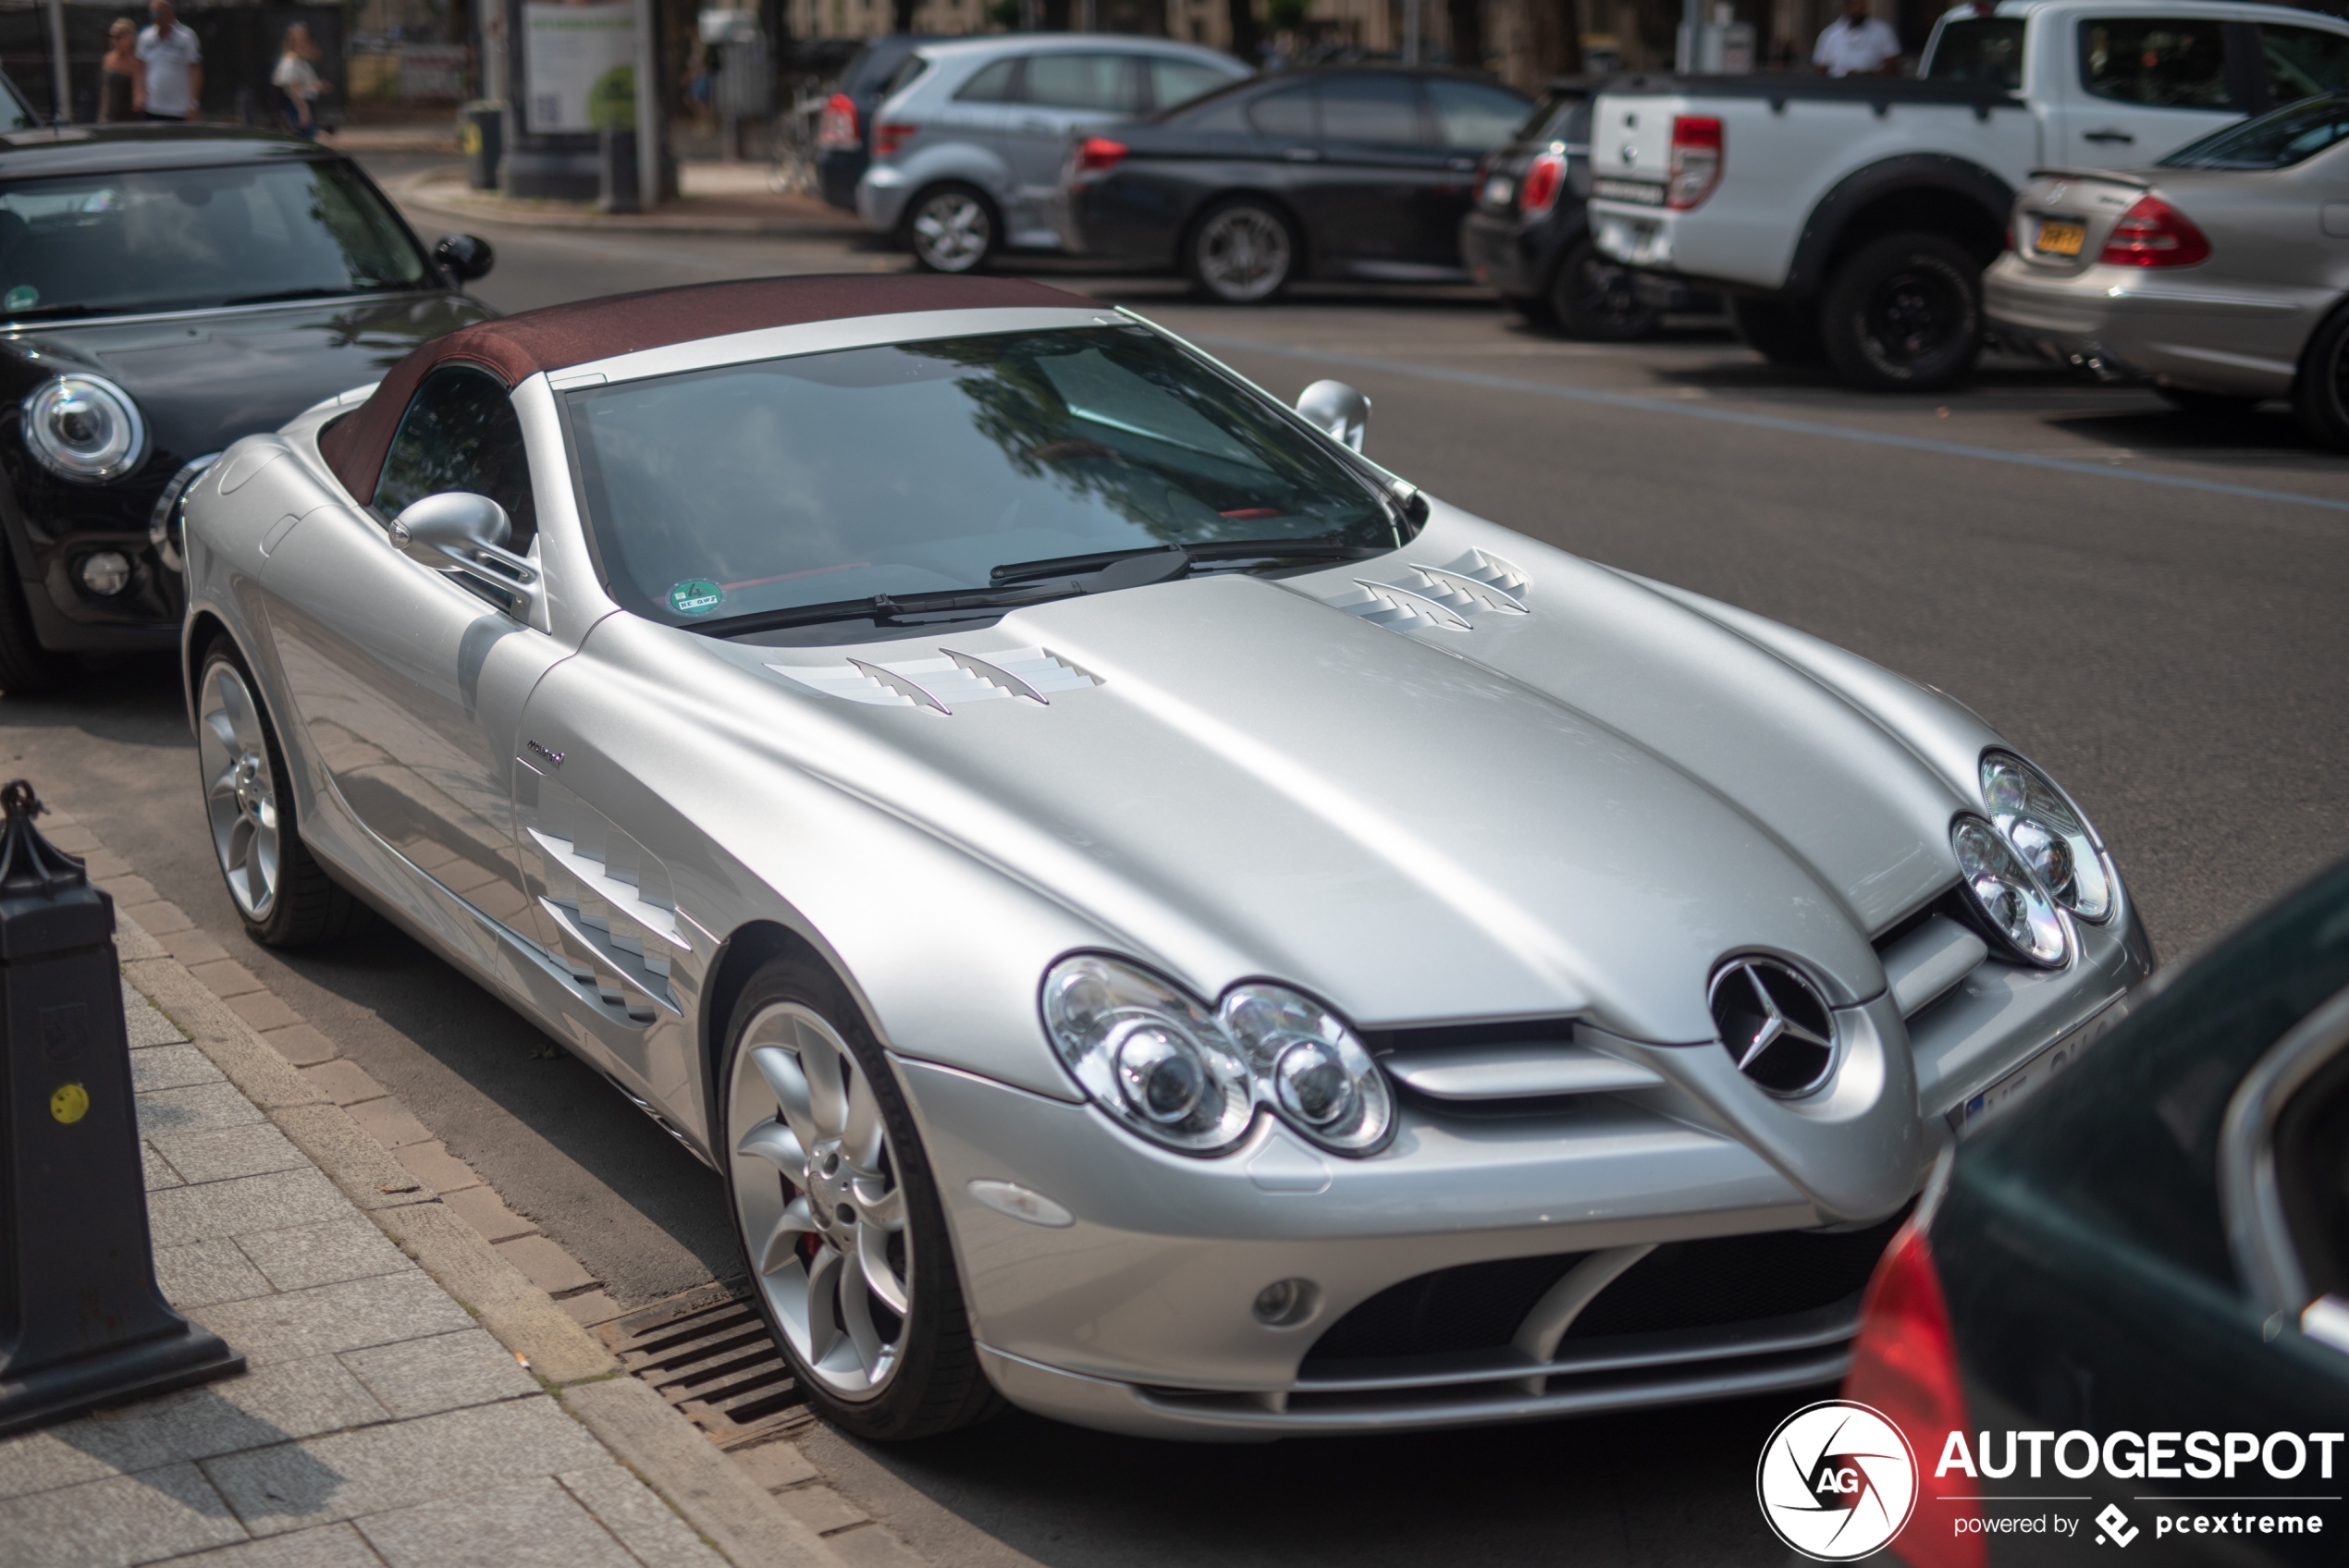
[0,804,892,1568]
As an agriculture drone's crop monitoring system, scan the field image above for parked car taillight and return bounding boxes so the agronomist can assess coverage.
[1519,151,1566,217]
[816,92,859,152]
[1842,1222,1985,1568]
[873,122,917,157]
[1074,137,1128,175]
[2098,194,2210,267]
[1665,116,1722,210]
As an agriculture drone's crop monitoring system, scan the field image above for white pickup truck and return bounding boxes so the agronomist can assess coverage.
[1587,0,2349,389]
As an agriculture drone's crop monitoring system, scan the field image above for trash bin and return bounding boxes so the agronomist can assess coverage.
[597,125,641,214]
[462,102,504,191]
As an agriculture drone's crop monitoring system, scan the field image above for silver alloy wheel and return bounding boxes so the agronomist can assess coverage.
[1195,205,1291,302]
[909,190,990,273]
[198,657,281,920]
[729,1002,911,1398]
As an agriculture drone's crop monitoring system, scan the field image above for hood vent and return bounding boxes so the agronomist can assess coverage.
[1317,548,1531,632]
[769,645,1100,715]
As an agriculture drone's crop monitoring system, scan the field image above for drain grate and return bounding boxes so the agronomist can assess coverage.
[595,1282,814,1447]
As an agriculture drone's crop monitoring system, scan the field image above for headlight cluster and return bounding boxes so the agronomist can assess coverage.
[22,375,146,482]
[1041,955,1392,1157]
[1949,751,2114,969]
[1980,751,2110,922]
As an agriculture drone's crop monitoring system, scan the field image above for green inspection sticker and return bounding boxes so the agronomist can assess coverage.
[4,286,37,313]
[669,579,723,616]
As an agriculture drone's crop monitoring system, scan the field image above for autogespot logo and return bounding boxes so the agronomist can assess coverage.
[1757,1400,1921,1561]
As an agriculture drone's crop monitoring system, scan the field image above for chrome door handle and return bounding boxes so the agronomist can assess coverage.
[1284,146,1321,162]
[1019,117,1052,132]
[1446,157,1477,170]
[2083,129,2135,143]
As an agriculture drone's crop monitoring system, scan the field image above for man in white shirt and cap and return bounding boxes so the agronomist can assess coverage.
[135,0,203,122]
[1814,0,1903,77]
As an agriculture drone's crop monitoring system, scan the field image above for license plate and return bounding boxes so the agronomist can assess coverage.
[2034,219,2086,257]
[1950,995,2128,1135]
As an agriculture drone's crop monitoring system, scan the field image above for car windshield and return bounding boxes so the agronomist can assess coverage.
[2159,92,2349,168]
[1923,18,2026,89]
[564,325,1402,631]
[0,159,431,322]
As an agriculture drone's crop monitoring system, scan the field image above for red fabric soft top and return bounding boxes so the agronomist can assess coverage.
[317,273,1098,506]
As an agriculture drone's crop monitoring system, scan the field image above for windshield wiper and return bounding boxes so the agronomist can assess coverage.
[0,302,98,321]
[989,537,1385,586]
[218,285,412,306]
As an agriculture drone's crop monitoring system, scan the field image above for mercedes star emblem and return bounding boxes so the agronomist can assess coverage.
[1708,958,1838,1097]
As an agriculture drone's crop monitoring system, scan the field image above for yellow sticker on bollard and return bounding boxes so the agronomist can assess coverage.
[49,1083,88,1124]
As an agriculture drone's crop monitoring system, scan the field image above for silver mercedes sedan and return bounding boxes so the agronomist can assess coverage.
[1986,92,2349,446]
[180,273,2151,1442]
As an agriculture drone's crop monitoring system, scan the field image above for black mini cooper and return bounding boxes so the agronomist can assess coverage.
[0,124,495,692]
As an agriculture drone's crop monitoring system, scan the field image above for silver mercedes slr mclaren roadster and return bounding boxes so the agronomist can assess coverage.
[179,274,2153,1442]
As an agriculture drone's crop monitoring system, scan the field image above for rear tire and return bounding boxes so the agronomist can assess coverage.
[719,953,1002,1441]
[196,639,357,947]
[1818,230,1983,392]
[2292,310,2349,451]
[904,183,998,275]
[1728,295,1826,366]
[0,570,76,695]
[1185,197,1297,303]
[1549,239,1660,342]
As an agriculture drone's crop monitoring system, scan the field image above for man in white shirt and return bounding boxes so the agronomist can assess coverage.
[135,0,202,122]
[1814,0,1903,77]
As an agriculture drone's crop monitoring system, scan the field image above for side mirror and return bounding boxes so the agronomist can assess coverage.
[435,233,496,285]
[1296,379,1370,453]
[389,492,540,620]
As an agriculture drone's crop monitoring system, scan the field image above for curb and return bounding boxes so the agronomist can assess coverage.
[49,799,925,1568]
[387,169,873,239]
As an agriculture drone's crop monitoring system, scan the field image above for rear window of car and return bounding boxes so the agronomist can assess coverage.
[2079,18,2233,108]
[1517,92,1587,148]
[2158,92,2349,167]
[1149,57,1235,112]
[879,55,929,99]
[1922,17,2025,89]
[1427,79,1530,149]
[955,57,1020,103]
[2264,24,2349,105]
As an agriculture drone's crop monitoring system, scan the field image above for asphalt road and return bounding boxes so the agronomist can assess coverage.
[14,159,2349,1566]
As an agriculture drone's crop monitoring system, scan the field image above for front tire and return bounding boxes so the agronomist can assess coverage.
[2294,308,2349,451]
[1819,230,1983,392]
[1186,197,1297,303]
[1728,295,1826,366]
[720,954,1001,1440]
[904,183,998,275]
[0,570,76,695]
[1549,239,1660,342]
[196,640,356,947]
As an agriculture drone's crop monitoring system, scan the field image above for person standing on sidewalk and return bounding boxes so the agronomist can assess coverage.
[1813,0,1902,77]
[272,24,326,141]
[134,0,202,123]
[99,18,141,123]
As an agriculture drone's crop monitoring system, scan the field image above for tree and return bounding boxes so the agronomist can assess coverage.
[1228,0,1261,65]
[1448,0,1484,68]
[1517,0,1583,88]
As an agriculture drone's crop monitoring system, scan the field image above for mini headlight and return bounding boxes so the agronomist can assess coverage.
[22,375,146,482]
[1952,815,2070,967]
[1042,955,1253,1154]
[1041,957,1393,1157]
[1980,751,2111,922]
[1219,983,1391,1154]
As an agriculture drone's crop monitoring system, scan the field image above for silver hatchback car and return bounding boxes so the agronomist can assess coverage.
[1987,92,2349,447]
[855,33,1248,273]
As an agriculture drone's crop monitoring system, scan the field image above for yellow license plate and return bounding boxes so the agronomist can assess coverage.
[2035,220,2086,257]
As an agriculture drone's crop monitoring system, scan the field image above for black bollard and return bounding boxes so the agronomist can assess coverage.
[0,780,242,1438]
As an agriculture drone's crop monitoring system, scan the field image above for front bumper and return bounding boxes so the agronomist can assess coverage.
[5,482,182,652]
[1983,254,2308,398]
[897,906,2150,1439]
